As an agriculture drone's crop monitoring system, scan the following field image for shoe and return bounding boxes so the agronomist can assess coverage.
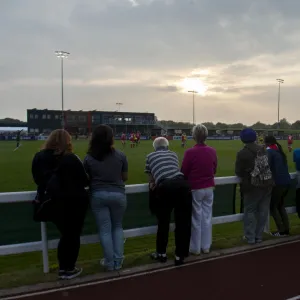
[174,256,184,266]
[58,267,83,280]
[189,250,201,256]
[150,252,167,263]
[114,259,124,271]
[255,239,262,244]
[100,258,114,271]
[202,249,210,254]
[242,236,255,245]
[270,231,287,237]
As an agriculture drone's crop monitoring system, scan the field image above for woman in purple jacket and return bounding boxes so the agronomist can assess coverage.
[181,124,217,255]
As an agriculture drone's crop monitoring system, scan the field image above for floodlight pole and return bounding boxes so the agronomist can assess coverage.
[55,51,70,129]
[188,90,198,125]
[276,79,284,129]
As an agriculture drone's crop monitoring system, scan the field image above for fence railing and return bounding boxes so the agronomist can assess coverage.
[0,173,297,274]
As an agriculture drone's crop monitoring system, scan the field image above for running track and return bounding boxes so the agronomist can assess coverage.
[8,241,300,300]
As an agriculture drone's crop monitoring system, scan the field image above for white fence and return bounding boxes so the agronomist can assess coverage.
[0,173,297,274]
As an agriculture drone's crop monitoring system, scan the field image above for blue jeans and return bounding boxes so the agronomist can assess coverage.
[91,191,127,270]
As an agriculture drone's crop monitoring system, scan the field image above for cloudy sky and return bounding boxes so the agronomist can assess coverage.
[1,0,300,125]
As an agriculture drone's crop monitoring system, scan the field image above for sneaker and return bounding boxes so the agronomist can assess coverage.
[174,256,184,266]
[100,258,114,271]
[150,252,167,263]
[242,236,255,245]
[202,249,210,254]
[114,259,124,271]
[270,231,286,237]
[189,251,201,256]
[58,267,82,280]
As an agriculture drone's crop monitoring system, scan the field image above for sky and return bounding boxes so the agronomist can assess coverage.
[1,0,300,125]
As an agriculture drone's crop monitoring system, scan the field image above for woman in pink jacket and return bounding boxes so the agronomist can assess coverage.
[181,124,217,255]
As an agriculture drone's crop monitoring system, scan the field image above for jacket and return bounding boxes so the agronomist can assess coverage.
[266,148,291,186]
[181,144,217,190]
[235,142,269,192]
[32,149,89,207]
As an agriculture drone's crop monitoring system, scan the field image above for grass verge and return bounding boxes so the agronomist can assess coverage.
[1,214,300,290]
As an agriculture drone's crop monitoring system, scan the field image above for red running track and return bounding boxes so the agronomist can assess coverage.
[13,241,300,300]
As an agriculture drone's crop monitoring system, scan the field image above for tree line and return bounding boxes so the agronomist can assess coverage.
[159,118,300,130]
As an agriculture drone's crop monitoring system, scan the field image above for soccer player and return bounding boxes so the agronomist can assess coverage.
[181,133,187,148]
[288,134,293,153]
[14,129,23,151]
[121,132,126,148]
[257,133,264,145]
[136,131,141,145]
[130,132,135,148]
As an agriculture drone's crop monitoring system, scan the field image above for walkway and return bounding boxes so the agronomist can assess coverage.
[10,241,300,300]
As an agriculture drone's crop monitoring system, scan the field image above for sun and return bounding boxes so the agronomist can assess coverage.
[180,77,208,95]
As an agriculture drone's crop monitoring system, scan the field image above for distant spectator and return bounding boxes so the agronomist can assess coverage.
[293,148,300,218]
[181,124,217,255]
[145,137,192,266]
[84,125,128,271]
[265,136,291,236]
[235,128,273,244]
[32,129,89,280]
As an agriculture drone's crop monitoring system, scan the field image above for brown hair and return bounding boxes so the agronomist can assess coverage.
[42,129,73,155]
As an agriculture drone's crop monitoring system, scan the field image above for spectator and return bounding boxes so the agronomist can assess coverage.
[181,124,217,255]
[293,147,300,218]
[264,136,291,236]
[84,125,128,271]
[32,129,89,280]
[235,128,273,245]
[145,137,192,266]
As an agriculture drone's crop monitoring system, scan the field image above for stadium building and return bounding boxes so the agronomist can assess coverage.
[27,109,160,135]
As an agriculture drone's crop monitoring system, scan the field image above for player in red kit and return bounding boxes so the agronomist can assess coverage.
[130,133,135,148]
[288,135,293,152]
[136,131,141,145]
[121,132,126,148]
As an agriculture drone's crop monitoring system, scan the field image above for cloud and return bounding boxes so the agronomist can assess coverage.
[1,0,300,124]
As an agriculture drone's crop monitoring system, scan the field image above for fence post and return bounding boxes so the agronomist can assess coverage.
[41,222,49,273]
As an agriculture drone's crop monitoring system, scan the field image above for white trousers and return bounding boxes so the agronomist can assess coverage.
[189,188,214,254]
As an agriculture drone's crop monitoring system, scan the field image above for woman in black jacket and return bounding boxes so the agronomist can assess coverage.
[32,129,89,280]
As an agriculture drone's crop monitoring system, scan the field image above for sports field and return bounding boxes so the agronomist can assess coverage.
[1,139,300,290]
[0,139,298,193]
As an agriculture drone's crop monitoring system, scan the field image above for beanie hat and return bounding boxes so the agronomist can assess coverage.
[240,128,257,144]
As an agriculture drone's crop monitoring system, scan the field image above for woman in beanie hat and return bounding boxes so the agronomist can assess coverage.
[235,128,273,244]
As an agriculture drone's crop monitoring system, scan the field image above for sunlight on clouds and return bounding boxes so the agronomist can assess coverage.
[178,77,208,95]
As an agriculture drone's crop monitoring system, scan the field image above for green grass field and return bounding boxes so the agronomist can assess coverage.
[0,139,298,193]
[1,139,300,290]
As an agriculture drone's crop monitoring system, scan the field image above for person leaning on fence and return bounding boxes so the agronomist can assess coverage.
[31,129,89,280]
[293,147,300,218]
[264,136,291,237]
[145,137,192,266]
[235,128,273,245]
[181,124,217,255]
[84,125,128,271]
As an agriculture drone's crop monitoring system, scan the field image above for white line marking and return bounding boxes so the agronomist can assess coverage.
[2,240,300,300]
[286,296,300,300]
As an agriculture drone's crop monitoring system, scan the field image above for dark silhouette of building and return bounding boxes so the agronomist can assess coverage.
[27,109,159,135]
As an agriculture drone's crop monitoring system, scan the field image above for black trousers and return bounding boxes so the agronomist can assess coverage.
[154,178,192,258]
[53,202,87,271]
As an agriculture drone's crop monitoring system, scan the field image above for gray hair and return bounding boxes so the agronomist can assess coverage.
[192,124,208,143]
[153,137,169,150]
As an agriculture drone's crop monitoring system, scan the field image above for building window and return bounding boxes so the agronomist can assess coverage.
[29,128,35,133]
[79,116,86,122]
[35,115,38,119]
[47,115,51,119]
[55,115,59,119]
[34,128,39,133]
[42,114,46,119]
[29,114,34,119]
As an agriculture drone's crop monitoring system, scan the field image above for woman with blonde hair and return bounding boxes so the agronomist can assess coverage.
[181,124,217,255]
[32,129,89,280]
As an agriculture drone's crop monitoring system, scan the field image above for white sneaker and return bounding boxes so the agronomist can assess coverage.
[202,249,210,254]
